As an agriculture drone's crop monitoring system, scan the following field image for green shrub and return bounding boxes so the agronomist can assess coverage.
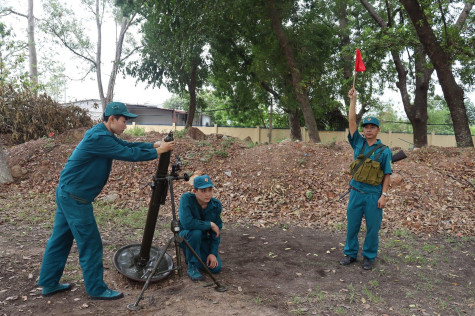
[124,125,146,136]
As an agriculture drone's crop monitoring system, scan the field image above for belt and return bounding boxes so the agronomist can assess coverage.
[339,185,367,200]
[350,186,366,194]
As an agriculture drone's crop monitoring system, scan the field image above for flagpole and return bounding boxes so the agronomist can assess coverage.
[352,72,356,89]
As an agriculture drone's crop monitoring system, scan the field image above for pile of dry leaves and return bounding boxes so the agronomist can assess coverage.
[3,128,474,236]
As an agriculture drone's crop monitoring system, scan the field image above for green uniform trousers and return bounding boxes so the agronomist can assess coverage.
[38,187,107,296]
[344,189,383,261]
[179,229,222,273]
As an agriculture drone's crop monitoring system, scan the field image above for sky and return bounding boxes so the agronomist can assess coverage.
[64,70,173,106]
[2,0,473,114]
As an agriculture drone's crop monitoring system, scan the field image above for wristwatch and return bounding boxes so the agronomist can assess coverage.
[382,192,388,197]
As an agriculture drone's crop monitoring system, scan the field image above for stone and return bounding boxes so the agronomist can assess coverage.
[10,165,26,178]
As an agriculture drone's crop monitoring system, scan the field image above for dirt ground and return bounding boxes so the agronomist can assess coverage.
[1,128,474,315]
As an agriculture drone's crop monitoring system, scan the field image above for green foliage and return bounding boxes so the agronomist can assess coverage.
[0,22,29,88]
[172,129,187,139]
[213,149,229,158]
[305,190,313,200]
[0,13,68,100]
[40,0,94,72]
[0,84,93,144]
[125,0,210,95]
[246,141,257,148]
[221,136,235,148]
[119,0,474,138]
[366,94,475,135]
[124,125,145,136]
[162,95,189,111]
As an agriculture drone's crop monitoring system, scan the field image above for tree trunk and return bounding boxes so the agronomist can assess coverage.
[27,0,38,90]
[95,0,106,111]
[105,17,130,106]
[288,107,302,141]
[0,142,13,185]
[400,0,473,147]
[337,0,353,109]
[411,46,433,147]
[268,98,273,143]
[266,0,320,143]
[261,81,302,141]
[185,63,198,128]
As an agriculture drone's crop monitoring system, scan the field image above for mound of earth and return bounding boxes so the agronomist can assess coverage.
[2,128,474,236]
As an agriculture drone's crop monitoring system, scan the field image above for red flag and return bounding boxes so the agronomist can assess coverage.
[355,49,366,72]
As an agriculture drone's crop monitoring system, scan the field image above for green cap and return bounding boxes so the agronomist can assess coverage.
[193,175,214,189]
[104,102,138,118]
[362,116,380,128]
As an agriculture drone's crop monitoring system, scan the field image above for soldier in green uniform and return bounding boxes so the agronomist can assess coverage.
[178,175,222,281]
[38,102,175,300]
[340,88,392,270]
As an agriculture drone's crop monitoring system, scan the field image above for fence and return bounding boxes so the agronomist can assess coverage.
[130,122,475,150]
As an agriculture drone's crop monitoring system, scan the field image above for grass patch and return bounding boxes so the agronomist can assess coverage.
[423,243,438,253]
[404,249,427,265]
[246,141,257,148]
[348,283,357,304]
[174,129,188,138]
[198,140,211,147]
[334,222,347,231]
[309,286,325,301]
[254,295,263,305]
[94,203,148,230]
[221,136,235,148]
[363,285,382,303]
[393,228,411,238]
[3,193,56,226]
[213,149,229,158]
[124,125,146,136]
[334,306,346,314]
[305,189,313,200]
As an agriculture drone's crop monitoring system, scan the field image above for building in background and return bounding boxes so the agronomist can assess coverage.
[63,100,211,126]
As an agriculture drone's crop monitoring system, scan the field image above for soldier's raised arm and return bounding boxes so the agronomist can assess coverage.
[348,88,357,138]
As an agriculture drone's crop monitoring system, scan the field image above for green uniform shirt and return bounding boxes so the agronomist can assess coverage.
[178,192,223,256]
[59,123,157,202]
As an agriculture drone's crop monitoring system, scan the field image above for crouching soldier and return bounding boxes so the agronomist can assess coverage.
[178,175,222,281]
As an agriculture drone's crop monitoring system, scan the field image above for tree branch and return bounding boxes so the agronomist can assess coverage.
[360,0,387,27]
[2,8,27,18]
[455,2,473,30]
[119,46,142,63]
[50,28,97,66]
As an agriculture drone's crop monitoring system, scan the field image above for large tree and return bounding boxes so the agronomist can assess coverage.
[207,0,303,139]
[266,0,320,142]
[125,0,209,128]
[360,0,434,148]
[399,0,473,147]
[209,0,339,140]
[41,0,139,110]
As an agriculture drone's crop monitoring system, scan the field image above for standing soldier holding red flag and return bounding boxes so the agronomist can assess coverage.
[340,50,392,270]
